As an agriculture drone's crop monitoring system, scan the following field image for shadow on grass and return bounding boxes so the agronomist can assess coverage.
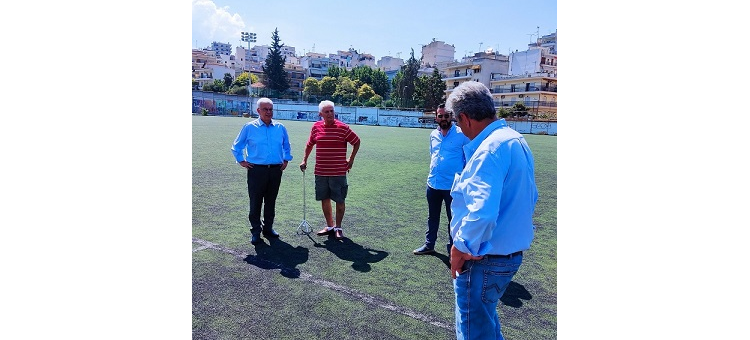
[243,238,309,278]
[314,236,389,272]
[426,252,451,269]
[500,281,532,308]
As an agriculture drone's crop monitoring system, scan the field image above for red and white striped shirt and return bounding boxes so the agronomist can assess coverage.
[306,120,360,176]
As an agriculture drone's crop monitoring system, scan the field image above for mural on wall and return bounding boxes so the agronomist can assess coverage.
[296,111,310,120]
[191,92,556,134]
[192,97,251,115]
[506,120,557,135]
[336,113,353,124]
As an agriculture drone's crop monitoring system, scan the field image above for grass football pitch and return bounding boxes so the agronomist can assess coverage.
[193,115,557,340]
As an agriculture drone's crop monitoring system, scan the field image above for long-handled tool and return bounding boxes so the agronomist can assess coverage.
[296,169,312,235]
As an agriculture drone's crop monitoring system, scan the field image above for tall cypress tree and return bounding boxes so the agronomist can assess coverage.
[262,28,290,94]
[391,49,420,108]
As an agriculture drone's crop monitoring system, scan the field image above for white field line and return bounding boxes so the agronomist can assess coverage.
[192,237,453,331]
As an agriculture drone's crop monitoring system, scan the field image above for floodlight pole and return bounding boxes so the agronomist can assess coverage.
[241,31,257,103]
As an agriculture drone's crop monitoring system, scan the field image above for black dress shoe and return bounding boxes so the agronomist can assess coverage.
[250,234,262,245]
[263,229,280,238]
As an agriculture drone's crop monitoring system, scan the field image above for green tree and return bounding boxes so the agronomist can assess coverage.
[349,65,389,98]
[192,79,198,90]
[390,49,419,108]
[226,86,249,96]
[511,102,529,117]
[262,28,290,94]
[402,49,420,107]
[233,72,251,87]
[357,84,376,102]
[225,72,251,96]
[351,65,373,86]
[365,94,383,107]
[415,68,446,111]
[497,107,511,118]
[390,72,404,105]
[320,76,337,98]
[303,77,322,98]
[327,64,351,78]
[371,68,389,98]
[333,77,357,105]
[207,79,225,93]
[223,73,233,88]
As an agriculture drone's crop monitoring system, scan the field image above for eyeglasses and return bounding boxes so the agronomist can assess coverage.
[436,114,451,118]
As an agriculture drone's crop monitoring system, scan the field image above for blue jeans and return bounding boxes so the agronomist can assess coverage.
[425,186,452,253]
[454,253,523,340]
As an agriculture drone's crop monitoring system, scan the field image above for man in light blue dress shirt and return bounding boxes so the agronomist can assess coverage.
[413,103,469,256]
[231,97,293,245]
[446,82,538,340]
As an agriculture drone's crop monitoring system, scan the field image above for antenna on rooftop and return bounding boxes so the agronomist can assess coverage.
[479,42,483,51]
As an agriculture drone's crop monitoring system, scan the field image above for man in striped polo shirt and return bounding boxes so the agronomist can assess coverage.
[299,100,361,240]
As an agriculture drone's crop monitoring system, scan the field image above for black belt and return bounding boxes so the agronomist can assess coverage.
[485,251,522,259]
[251,164,282,168]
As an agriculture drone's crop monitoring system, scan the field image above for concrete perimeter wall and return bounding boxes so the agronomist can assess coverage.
[192,91,557,135]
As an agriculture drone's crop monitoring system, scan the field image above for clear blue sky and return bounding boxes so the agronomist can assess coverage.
[192,0,557,60]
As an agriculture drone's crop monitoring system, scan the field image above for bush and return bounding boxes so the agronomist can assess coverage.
[201,108,209,116]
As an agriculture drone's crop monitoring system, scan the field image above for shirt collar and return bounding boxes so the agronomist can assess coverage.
[463,119,507,160]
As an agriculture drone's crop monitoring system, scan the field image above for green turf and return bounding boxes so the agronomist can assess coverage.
[193,115,556,339]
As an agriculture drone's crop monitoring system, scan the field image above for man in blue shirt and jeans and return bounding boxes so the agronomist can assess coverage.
[446,82,538,340]
[231,97,293,245]
[413,103,469,256]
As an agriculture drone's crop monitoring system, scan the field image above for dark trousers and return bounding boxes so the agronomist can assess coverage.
[425,185,453,253]
[247,166,282,235]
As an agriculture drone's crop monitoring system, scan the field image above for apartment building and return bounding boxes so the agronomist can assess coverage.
[285,64,307,98]
[489,74,557,120]
[509,47,556,77]
[420,39,455,73]
[210,42,233,56]
[376,56,404,71]
[329,48,376,70]
[194,32,556,112]
[299,52,330,80]
[443,53,510,96]
[192,49,221,90]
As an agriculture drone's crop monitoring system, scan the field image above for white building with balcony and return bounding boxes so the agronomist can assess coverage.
[443,54,509,96]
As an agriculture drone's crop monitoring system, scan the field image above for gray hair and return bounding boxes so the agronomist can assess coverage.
[445,81,495,121]
[319,100,335,112]
[257,97,274,106]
